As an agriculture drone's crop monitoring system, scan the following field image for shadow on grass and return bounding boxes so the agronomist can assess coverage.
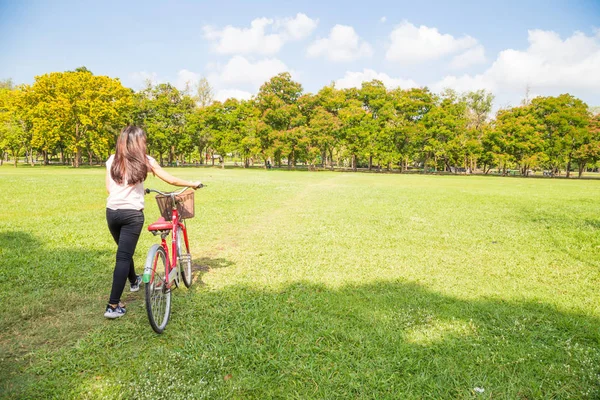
[0,230,115,394]
[191,256,235,286]
[7,277,600,399]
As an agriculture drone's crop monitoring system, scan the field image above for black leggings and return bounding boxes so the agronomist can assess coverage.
[106,208,144,304]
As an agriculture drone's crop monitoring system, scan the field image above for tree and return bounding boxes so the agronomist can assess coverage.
[195,77,214,108]
[0,86,28,166]
[572,113,600,177]
[531,94,589,177]
[185,108,210,164]
[359,80,389,170]
[315,85,345,168]
[421,89,468,172]
[495,105,545,176]
[308,106,340,169]
[237,100,261,168]
[479,124,502,174]
[136,83,195,165]
[463,90,494,172]
[0,79,14,90]
[28,71,132,167]
[71,66,93,74]
[381,87,433,172]
[338,89,369,171]
[256,72,304,168]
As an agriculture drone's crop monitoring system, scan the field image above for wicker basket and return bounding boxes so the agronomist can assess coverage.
[155,189,195,220]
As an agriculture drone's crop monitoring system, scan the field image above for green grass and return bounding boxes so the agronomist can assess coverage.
[1,165,600,399]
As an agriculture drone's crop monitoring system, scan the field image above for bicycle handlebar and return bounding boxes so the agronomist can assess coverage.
[145,184,204,196]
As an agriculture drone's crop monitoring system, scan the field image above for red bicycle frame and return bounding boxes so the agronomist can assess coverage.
[160,208,189,287]
[144,188,192,287]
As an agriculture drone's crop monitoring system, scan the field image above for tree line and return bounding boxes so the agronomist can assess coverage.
[1,68,599,177]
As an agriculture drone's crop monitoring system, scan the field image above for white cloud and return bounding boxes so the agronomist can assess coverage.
[450,45,486,69]
[432,29,600,107]
[277,13,319,40]
[386,21,479,64]
[214,89,253,102]
[128,58,289,103]
[214,55,290,87]
[203,18,283,55]
[335,69,418,90]
[430,74,494,94]
[307,24,373,62]
[203,14,318,55]
[205,56,293,102]
[485,29,600,90]
[380,16,387,23]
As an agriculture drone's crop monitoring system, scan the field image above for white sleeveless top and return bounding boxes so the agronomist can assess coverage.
[106,155,155,210]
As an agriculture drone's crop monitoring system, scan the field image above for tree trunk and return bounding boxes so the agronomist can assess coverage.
[444,158,452,173]
[368,155,373,171]
[578,162,586,178]
[329,149,334,170]
[74,147,81,168]
[74,124,80,168]
[352,154,357,172]
[566,155,572,178]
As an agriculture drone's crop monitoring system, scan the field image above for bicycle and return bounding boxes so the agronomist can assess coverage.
[142,185,202,333]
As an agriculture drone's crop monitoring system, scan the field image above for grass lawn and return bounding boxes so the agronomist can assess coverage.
[1,165,599,399]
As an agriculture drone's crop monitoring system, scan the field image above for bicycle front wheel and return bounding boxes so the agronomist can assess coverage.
[144,244,171,333]
[177,226,193,288]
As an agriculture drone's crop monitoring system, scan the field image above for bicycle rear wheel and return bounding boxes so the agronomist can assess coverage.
[177,226,193,288]
[144,244,171,333]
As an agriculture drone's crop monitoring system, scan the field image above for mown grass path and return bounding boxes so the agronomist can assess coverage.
[1,166,599,399]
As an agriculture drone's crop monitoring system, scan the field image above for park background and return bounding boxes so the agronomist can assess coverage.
[2,1,600,398]
[1,0,600,176]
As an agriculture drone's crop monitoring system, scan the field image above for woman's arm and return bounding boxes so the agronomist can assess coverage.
[149,158,202,188]
[106,169,111,193]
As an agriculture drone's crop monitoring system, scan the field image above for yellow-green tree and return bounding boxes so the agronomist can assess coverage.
[0,85,30,166]
[29,71,132,167]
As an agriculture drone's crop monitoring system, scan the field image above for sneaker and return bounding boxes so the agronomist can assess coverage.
[130,275,142,292]
[104,303,126,319]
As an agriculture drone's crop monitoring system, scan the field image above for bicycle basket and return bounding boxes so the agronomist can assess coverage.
[155,190,195,220]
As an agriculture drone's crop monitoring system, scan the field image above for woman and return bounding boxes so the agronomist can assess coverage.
[104,126,201,319]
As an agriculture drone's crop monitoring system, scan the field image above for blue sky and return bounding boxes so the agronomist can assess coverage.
[1,0,599,108]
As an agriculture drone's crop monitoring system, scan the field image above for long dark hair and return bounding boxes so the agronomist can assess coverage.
[110,126,151,185]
